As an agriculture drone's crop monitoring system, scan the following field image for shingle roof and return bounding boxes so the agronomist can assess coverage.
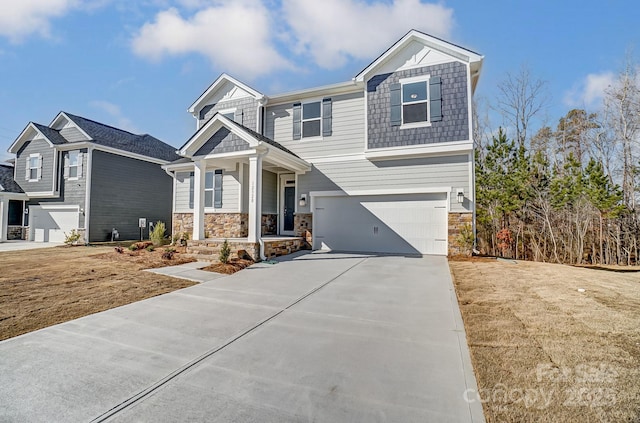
[31,123,68,145]
[0,164,24,193]
[64,113,180,162]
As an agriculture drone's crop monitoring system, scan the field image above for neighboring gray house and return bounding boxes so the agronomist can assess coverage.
[164,30,483,258]
[0,163,28,242]
[5,112,179,243]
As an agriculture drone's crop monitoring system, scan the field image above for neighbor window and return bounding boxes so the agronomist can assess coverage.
[302,101,321,138]
[68,150,79,179]
[28,155,39,181]
[402,80,429,124]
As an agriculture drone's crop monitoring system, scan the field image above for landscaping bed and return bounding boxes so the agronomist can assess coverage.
[450,258,640,422]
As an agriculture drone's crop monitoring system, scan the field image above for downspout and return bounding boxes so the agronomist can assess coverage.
[84,147,93,244]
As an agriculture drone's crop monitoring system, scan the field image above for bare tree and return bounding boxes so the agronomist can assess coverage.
[495,65,550,148]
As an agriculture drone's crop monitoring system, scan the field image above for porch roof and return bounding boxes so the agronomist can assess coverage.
[173,114,311,173]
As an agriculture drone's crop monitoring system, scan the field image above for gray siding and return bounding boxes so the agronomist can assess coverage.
[25,149,88,229]
[264,91,365,159]
[367,62,469,149]
[173,168,240,213]
[15,139,56,194]
[90,150,173,242]
[60,127,89,142]
[194,128,251,156]
[198,97,258,131]
[262,170,277,213]
[297,154,471,213]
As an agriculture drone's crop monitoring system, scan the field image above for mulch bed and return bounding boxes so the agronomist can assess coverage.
[201,259,254,275]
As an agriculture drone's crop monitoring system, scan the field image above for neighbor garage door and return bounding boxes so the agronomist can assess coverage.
[30,206,79,243]
[313,193,448,255]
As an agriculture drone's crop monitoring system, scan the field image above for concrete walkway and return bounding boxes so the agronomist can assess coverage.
[0,252,484,422]
[0,240,63,252]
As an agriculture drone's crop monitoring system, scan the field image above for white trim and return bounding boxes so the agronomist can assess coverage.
[365,141,473,160]
[50,112,92,140]
[23,191,56,197]
[84,147,93,242]
[217,108,237,120]
[266,81,361,106]
[354,30,483,83]
[0,192,28,201]
[237,162,244,213]
[9,123,54,153]
[188,73,264,114]
[398,75,431,128]
[37,204,80,210]
[279,173,296,236]
[300,99,323,140]
[28,153,40,181]
[55,141,170,165]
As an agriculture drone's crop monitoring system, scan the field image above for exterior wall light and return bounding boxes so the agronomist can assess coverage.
[456,188,464,204]
[299,194,307,207]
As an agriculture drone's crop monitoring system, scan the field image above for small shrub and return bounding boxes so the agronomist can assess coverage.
[150,221,166,246]
[162,250,174,260]
[146,245,155,252]
[456,223,474,255]
[135,241,153,250]
[128,244,138,251]
[219,239,231,264]
[64,229,82,246]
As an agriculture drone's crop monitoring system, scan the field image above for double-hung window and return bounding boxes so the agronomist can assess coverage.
[68,150,79,179]
[292,98,332,140]
[402,80,429,124]
[204,169,223,208]
[302,102,321,138]
[28,155,39,181]
[390,76,442,127]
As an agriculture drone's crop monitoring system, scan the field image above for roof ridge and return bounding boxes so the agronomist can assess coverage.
[63,112,141,136]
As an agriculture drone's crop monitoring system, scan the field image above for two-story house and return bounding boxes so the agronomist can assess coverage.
[163,30,483,259]
[5,112,180,243]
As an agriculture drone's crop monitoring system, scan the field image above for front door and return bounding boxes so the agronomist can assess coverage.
[283,187,295,232]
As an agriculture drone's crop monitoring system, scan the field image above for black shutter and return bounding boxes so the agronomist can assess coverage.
[214,169,223,208]
[322,98,332,136]
[429,76,442,122]
[390,83,401,126]
[188,171,194,209]
[292,103,301,140]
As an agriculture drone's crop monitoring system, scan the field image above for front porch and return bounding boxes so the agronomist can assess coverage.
[187,236,307,261]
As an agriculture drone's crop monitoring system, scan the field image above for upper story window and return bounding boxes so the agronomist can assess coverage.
[402,81,429,124]
[64,150,82,180]
[391,76,442,128]
[68,151,79,178]
[293,98,332,140]
[26,153,41,182]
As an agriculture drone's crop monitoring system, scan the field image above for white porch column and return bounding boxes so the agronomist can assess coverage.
[248,155,263,243]
[0,199,6,242]
[192,160,206,240]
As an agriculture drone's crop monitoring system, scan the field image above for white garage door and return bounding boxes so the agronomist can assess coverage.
[313,193,448,255]
[30,206,79,243]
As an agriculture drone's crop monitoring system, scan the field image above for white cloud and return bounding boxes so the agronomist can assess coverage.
[90,101,140,134]
[564,71,615,108]
[282,0,455,69]
[0,0,79,42]
[130,1,292,80]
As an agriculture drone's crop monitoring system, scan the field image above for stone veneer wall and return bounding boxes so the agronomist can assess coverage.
[205,213,248,238]
[261,214,277,235]
[7,226,26,240]
[174,212,281,239]
[188,239,260,261]
[294,213,312,248]
[448,212,473,256]
[263,238,305,258]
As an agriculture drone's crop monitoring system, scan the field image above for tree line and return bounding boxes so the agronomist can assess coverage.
[475,58,640,265]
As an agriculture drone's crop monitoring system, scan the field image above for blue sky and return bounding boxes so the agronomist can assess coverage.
[1,0,638,162]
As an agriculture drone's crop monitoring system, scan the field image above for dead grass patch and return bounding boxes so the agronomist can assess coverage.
[0,246,197,341]
[450,260,640,423]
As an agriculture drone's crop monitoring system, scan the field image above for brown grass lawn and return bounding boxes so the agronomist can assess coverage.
[0,246,197,341]
[450,258,640,423]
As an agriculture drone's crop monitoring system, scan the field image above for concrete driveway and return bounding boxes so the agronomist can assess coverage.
[0,240,63,252]
[0,252,483,422]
